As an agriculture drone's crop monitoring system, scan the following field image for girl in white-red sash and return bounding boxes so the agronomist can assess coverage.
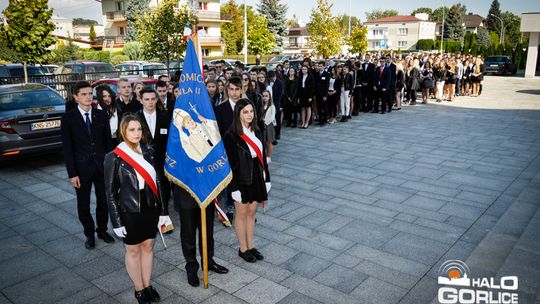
[224,99,271,263]
[104,114,171,304]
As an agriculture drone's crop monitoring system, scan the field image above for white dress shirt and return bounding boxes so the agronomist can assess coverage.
[143,110,157,138]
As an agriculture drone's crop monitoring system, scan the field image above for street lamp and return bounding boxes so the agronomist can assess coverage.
[489,13,504,45]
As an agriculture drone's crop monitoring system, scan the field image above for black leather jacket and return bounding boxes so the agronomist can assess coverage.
[104,144,168,228]
[224,129,270,192]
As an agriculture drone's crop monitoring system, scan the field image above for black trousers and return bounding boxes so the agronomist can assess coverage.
[174,186,215,273]
[386,87,395,111]
[274,107,281,139]
[362,86,373,112]
[315,94,327,123]
[352,87,362,113]
[328,92,339,118]
[373,88,388,112]
[75,166,109,237]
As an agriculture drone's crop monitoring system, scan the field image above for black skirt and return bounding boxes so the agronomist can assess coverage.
[120,190,160,245]
[238,157,268,204]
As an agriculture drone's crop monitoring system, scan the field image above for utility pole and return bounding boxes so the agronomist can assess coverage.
[440,6,445,53]
[490,13,504,45]
[243,0,248,65]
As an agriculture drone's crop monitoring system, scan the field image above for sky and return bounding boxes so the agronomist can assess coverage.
[0,0,538,25]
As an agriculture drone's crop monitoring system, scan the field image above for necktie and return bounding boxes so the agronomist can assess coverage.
[84,112,91,135]
[380,68,383,78]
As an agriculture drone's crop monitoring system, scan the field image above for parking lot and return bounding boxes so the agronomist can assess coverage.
[1,75,540,303]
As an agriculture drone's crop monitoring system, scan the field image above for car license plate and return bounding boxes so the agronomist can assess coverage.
[31,119,61,131]
[490,64,498,67]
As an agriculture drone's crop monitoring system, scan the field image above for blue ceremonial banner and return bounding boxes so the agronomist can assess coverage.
[164,39,232,208]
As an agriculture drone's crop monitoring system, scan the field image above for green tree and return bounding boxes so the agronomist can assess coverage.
[126,0,149,42]
[501,11,521,45]
[365,9,399,21]
[489,31,499,49]
[411,7,432,17]
[246,8,275,55]
[416,39,435,50]
[0,0,56,83]
[89,24,96,41]
[257,0,288,51]
[431,6,449,22]
[486,0,501,36]
[347,24,367,55]
[51,39,82,63]
[336,14,361,35]
[135,0,196,66]
[476,28,490,48]
[123,41,144,60]
[308,0,342,58]
[443,4,465,40]
[286,14,299,28]
[72,18,98,26]
[221,0,244,55]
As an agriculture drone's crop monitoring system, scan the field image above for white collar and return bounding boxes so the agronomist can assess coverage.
[228,99,237,111]
[78,105,91,119]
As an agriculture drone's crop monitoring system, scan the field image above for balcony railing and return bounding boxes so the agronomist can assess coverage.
[198,36,221,43]
[196,10,221,20]
[106,11,126,21]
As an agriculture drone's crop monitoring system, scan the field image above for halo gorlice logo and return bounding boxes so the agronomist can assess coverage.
[437,260,519,304]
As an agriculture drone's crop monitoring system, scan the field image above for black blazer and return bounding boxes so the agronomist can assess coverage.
[297,73,315,100]
[271,77,284,109]
[362,62,375,87]
[373,66,391,90]
[214,100,234,138]
[117,96,142,115]
[157,92,175,121]
[137,109,170,169]
[61,108,113,179]
[223,129,270,192]
[315,71,331,97]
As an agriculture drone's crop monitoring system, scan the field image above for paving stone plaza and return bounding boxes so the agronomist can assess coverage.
[1,76,539,303]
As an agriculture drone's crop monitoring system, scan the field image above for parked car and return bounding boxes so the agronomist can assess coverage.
[115,61,168,78]
[484,56,517,75]
[0,64,46,78]
[38,64,59,75]
[209,59,238,69]
[56,61,118,80]
[0,84,65,159]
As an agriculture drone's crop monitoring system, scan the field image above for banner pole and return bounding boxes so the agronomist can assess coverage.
[200,205,209,289]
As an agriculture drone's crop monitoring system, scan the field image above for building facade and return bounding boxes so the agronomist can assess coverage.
[283,26,313,55]
[520,12,540,78]
[365,15,436,51]
[101,0,226,54]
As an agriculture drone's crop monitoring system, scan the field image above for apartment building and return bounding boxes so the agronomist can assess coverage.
[365,14,436,51]
[101,0,227,55]
[283,26,313,55]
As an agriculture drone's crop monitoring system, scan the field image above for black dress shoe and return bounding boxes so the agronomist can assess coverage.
[238,249,257,263]
[135,290,150,304]
[208,262,229,274]
[249,248,264,260]
[187,271,200,287]
[97,232,115,243]
[144,285,160,302]
[85,237,95,249]
[272,140,278,145]
[380,111,385,114]
[371,110,378,113]
[291,124,297,128]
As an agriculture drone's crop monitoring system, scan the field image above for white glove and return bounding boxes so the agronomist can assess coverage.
[231,190,242,202]
[113,226,127,238]
[265,182,271,193]
[157,215,172,230]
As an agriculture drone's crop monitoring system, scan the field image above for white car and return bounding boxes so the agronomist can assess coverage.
[115,61,168,79]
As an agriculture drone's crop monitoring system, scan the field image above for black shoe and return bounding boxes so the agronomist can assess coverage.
[208,262,229,274]
[380,111,385,114]
[371,110,378,113]
[272,140,278,145]
[85,236,95,249]
[135,290,150,304]
[187,271,200,287]
[144,285,160,302]
[352,112,359,116]
[346,115,351,119]
[291,124,297,128]
[97,232,115,243]
[238,249,257,263]
[340,117,347,122]
[249,248,264,260]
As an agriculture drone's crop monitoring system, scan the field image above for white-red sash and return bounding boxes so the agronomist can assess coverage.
[113,145,160,202]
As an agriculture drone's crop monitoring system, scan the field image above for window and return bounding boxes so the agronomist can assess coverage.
[289,37,298,47]
[198,2,208,10]
[197,26,209,34]
[115,1,124,11]
[119,26,126,36]
[372,41,380,49]
[398,28,408,35]
[201,48,210,56]
[372,29,384,36]
[398,41,407,48]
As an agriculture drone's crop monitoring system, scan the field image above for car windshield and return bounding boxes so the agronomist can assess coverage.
[0,89,64,111]
[8,67,45,77]
[488,57,506,63]
[269,57,285,63]
[87,64,115,73]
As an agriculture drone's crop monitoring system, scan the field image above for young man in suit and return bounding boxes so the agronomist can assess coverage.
[213,76,243,222]
[314,61,330,126]
[61,81,115,249]
[156,80,175,120]
[372,58,391,114]
[385,55,397,113]
[116,78,141,115]
[137,88,171,203]
[362,54,375,113]
[268,70,284,140]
